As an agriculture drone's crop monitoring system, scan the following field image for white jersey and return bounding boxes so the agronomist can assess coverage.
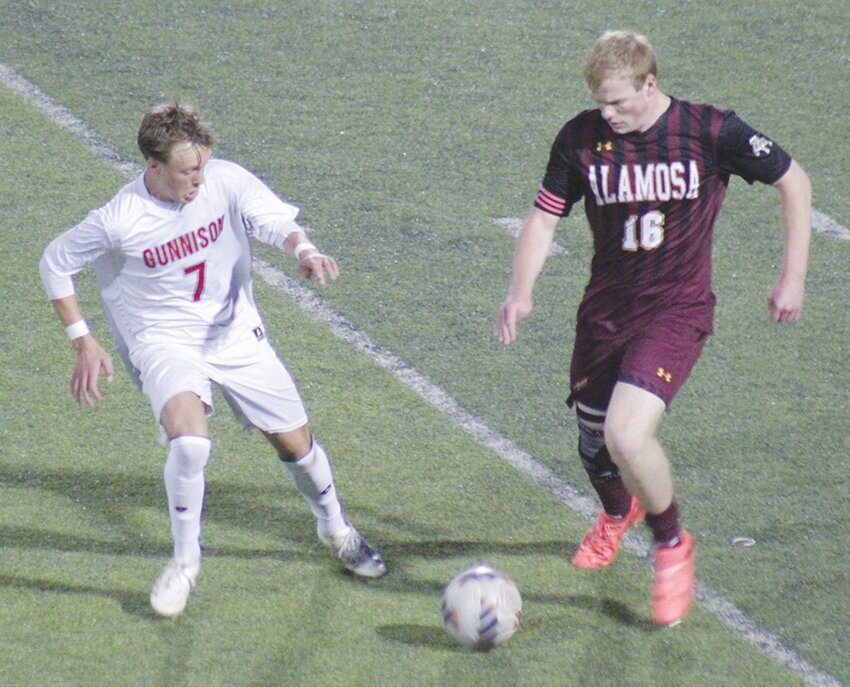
[40,159,300,368]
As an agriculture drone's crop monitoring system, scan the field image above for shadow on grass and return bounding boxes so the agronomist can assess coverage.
[377,595,651,651]
[0,461,589,562]
[0,572,151,617]
[0,461,651,628]
[377,623,471,650]
[0,460,328,553]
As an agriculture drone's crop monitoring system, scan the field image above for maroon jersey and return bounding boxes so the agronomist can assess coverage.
[536,98,791,339]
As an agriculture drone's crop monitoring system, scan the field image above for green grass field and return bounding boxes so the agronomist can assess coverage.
[1,1,848,685]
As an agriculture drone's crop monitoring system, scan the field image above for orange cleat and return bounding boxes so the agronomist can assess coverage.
[572,496,645,569]
[651,529,695,626]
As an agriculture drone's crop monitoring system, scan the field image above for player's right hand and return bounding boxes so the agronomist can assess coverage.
[494,294,533,346]
[298,251,339,287]
[70,335,114,406]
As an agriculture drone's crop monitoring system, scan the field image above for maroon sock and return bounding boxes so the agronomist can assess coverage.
[588,473,632,518]
[646,500,681,547]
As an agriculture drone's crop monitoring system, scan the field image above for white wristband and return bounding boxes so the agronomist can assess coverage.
[294,241,318,261]
[65,320,90,340]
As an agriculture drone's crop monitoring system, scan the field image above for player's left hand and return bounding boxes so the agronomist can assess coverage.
[767,274,805,323]
[297,250,339,287]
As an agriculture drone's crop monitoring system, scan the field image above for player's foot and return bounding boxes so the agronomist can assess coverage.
[572,495,645,569]
[651,529,695,626]
[150,558,201,618]
[319,522,387,578]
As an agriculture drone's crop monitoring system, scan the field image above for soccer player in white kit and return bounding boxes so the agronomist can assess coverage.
[39,103,386,618]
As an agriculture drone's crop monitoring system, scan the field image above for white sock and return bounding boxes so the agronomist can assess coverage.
[285,441,346,537]
[164,435,211,564]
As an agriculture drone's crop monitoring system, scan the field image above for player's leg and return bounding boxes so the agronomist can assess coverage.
[214,346,346,537]
[160,389,210,439]
[568,327,645,569]
[576,402,631,516]
[604,382,672,515]
[160,392,211,561]
[611,314,708,543]
[610,313,708,625]
[570,401,645,569]
[137,348,215,617]
[217,336,386,577]
[264,426,387,578]
[150,392,212,618]
[605,382,694,625]
[266,424,346,540]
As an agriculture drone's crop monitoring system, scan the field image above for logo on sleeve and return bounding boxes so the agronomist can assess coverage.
[748,134,773,157]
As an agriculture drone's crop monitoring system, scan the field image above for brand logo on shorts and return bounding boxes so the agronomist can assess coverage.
[656,368,672,383]
[253,326,265,341]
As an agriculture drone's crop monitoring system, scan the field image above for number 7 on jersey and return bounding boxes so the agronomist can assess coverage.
[184,261,206,301]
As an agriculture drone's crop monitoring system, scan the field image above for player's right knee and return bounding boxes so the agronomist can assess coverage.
[576,406,618,478]
[167,435,212,478]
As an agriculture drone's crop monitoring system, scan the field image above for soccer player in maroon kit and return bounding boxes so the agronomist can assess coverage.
[495,30,811,625]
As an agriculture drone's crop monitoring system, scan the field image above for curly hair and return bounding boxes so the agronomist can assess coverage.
[137,102,215,162]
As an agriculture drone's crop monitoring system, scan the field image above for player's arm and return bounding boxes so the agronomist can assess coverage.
[767,159,811,323]
[283,230,339,287]
[494,208,560,345]
[716,114,812,323]
[233,163,340,288]
[39,218,115,406]
[48,294,114,407]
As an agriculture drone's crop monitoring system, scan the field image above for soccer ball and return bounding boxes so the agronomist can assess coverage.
[441,563,522,648]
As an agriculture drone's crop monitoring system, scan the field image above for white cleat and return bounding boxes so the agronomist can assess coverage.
[319,523,387,578]
[150,558,201,618]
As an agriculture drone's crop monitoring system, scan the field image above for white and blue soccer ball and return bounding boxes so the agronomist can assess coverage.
[441,563,522,648]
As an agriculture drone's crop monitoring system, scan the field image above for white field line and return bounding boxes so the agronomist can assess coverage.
[3,61,844,687]
[812,209,850,240]
[255,264,845,687]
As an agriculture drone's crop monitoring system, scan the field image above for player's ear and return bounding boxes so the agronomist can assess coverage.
[643,74,657,95]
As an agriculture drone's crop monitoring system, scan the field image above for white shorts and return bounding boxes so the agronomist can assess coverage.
[134,328,308,435]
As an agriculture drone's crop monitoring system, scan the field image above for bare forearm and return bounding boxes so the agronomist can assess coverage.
[495,209,560,345]
[50,295,87,329]
[766,160,811,322]
[508,209,558,298]
[776,160,812,280]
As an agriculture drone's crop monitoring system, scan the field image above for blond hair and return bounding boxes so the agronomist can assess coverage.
[584,30,657,92]
[137,102,215,163]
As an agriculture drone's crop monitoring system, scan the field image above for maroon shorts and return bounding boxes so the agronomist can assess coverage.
[569,310,710,409]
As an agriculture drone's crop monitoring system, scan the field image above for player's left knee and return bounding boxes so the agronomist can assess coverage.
[604,422,654,466]
[269,424,313,462]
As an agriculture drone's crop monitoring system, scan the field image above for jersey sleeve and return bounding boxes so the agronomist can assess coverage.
[716,112,792,185]
[231,164,301,248]
[534,124,586,217]
[39,210,114,300]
